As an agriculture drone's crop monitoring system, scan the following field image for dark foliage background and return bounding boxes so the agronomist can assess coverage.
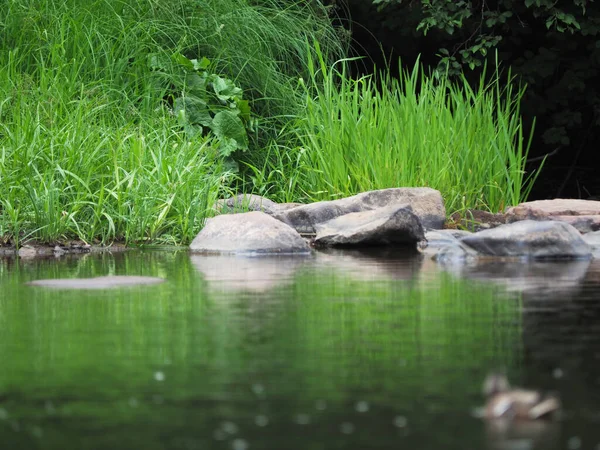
[328,0,600,200]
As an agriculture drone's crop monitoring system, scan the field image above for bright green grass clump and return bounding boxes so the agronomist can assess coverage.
[0,0,345,245]
[276,46,541,214]
[0,0,542,244]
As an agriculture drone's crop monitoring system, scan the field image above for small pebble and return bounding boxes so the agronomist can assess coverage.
[340,422,355,434]
[393,416,408,428]
[255,415,269,427]
[213,429,227,441]
[45,401,56,415]
[154,371,165,382]
[355,401,369,413]
[294,414,311,425]
[553,368,564,379]
[315,400,327,411]
[221,421,239,435]
[568,437,582,450]
[232,438,249,450]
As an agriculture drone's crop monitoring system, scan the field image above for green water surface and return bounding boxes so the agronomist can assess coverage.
[1,250,599,449]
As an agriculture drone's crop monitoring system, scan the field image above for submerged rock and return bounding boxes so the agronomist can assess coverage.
[26,276,165,289]
[274,187,446,234]
[460,220,592,259]
[313,203,424,248]
[190,211,310,255]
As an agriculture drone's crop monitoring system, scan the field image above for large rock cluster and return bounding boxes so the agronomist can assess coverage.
[192,192,600,261]
[191,188,444,255]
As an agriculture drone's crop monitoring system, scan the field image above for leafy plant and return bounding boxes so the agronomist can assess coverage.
[148,53,254,170]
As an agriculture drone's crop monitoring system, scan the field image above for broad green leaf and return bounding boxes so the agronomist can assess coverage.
[211,111,249,154]
[193,56,211,71]
[147,53,170,71]
[185,72,208,98]
[211,75,243,101]
[173,53,195,71]
[235,99,251,121]
[217,137,239,157]
[174,96,212,127]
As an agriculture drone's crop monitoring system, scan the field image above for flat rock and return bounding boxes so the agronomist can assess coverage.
[313,204,424,247]
[506,199,600,233]
[459,220,592,259]
[274,187,445,234]
[190,211,310,255]
[26,276,165,289]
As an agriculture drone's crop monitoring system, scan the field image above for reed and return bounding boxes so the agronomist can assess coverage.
[282,44,542,213]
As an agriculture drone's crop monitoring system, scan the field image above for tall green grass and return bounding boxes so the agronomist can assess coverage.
[0,0,346,244]
[277,46,541,213]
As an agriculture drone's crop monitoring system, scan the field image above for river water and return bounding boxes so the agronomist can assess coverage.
[1,249,600,449]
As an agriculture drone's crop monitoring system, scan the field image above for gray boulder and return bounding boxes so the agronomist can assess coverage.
[274,187,445,234]
[190,211,310,255]
[313,204,424,248]
[460,220,592,259]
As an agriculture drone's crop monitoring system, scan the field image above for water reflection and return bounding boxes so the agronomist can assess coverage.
[484,419,561,450]
[190,254,309,292]
[1,250,600,449]
[313,247,424,282]
[444,259,590,298]
[191,248,424,293]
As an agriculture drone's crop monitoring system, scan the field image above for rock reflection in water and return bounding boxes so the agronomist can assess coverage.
[190,254,310,292]
[313,247,424,282]
[443,259,590,298]
[484,418,561,450]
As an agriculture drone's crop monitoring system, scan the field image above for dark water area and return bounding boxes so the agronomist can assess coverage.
[1,249,600,449]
